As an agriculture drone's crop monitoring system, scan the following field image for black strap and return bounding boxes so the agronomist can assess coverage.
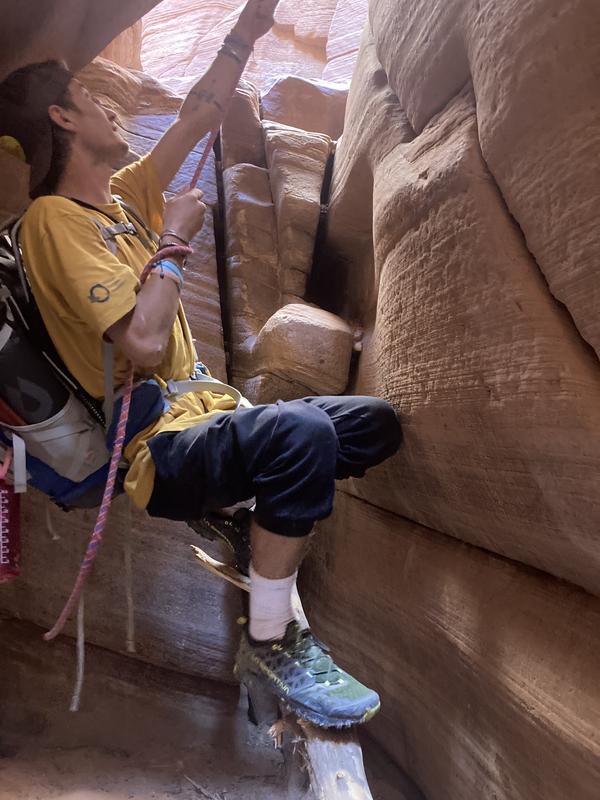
[67,196,157,254]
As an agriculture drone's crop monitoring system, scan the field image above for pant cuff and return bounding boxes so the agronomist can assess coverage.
[253,512,314,538]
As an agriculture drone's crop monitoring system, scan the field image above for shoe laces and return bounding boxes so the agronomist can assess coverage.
[289,627,343,685]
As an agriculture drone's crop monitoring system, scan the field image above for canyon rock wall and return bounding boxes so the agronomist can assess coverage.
[302,2,600,799]
[1,3,599,800]
[140,0,368,93]
[0,0,160,80]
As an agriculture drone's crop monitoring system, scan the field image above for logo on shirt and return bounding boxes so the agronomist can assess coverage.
[88,283,110,303]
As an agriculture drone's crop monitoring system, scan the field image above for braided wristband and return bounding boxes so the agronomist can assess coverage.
[160,229,190,246]
[218,43,244,65]
[149,259,184,293]
[225,32,252,53]
[140,244,192,284]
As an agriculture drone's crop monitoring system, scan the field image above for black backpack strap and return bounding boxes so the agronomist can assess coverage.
[68,196,158,255]
[112,195,160,252]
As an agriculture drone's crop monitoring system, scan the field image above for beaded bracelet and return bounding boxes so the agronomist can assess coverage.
[148,258,184,293]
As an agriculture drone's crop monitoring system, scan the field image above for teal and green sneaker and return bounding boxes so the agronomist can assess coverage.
[234,620,381,729]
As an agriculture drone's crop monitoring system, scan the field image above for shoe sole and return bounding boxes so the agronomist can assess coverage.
[237,668,381,730]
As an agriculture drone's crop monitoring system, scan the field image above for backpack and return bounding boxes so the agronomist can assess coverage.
[0,215,112,508]
[0,198,242,510]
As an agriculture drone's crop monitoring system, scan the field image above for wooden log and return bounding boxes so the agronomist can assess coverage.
[296,720,374,800]
[191,544,250,592]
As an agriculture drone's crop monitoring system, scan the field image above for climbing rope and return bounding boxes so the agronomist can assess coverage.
[43,242,193,642]
[43,133,214,644]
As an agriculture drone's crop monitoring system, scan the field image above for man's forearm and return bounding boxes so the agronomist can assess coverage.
[150,1,278,190]
[179,22,253,130]
[106,255,184,369]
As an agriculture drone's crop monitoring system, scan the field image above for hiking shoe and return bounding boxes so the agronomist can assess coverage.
[188,508,252,574]
[234,620,381,729]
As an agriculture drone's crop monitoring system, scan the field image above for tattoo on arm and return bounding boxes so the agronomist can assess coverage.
[188,88,225,113]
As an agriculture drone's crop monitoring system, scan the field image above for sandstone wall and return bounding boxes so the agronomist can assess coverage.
[0,0,160,80]
[303,492,600,800]
[301,2,600,799]
[140,0,368,91]
[313,5,600,595]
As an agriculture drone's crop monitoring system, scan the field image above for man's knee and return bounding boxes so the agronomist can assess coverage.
[274,400,338,459]
[355,396,403,455]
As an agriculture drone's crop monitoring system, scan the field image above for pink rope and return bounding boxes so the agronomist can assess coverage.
[190,131,220,190]
[0,448,11,480]
[44,367,134,641]
[44,240,193,641]
[44,122,218,641]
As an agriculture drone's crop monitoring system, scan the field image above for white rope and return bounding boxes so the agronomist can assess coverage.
[69,592,85,712]
[46,504,60,541]
[124,500,136,654]
[291,582,310,631]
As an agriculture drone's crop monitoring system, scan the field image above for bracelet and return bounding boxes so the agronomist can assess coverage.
[159,229,190,246]
[218,43,244,65]
[149,269,182,294]
[156,258,184,282]
[156,245,189,269]
[224,32,252,54]
[149,259,185,292]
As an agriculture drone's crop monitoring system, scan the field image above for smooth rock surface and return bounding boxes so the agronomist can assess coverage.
[0,491,241,681]
[311,29,414,316]
[221,79,265,170]
[141,0,326,94]
[140,0,367,91]
[261,75,348,140]
[323,0,369,82]
[252,303,354,396]
[100,20,143,70]
[0,0,160,79]
[327,87,600,595]
[275,0,339,47]
[222,163,280,386]
[302,491,600,800]
[263,121,332,299]
[369,0,600,360]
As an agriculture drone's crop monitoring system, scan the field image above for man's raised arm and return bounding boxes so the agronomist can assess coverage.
[150,0,279,190]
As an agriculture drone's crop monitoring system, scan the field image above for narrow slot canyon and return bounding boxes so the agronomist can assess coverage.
[0,1,599,799]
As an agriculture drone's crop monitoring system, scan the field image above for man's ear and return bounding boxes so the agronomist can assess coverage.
[48,104,77,132]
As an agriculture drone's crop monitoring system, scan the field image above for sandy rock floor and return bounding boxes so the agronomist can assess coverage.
[0,618,421,800]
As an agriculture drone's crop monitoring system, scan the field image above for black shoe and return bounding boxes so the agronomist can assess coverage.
[188,508,252,574]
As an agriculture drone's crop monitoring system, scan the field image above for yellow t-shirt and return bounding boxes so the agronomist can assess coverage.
[20,155,236,509]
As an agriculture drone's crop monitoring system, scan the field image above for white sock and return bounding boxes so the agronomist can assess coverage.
[249,564,296,641]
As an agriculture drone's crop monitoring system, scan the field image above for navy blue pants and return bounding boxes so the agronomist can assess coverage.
[147,396,402,537]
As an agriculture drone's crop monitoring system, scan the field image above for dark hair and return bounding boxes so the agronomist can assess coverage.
[0,60,74,197]
[29,62,75,197]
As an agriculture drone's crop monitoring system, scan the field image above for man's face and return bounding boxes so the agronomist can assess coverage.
[64,79,129,165]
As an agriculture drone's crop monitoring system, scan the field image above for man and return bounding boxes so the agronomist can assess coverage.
[0,0,402,728]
